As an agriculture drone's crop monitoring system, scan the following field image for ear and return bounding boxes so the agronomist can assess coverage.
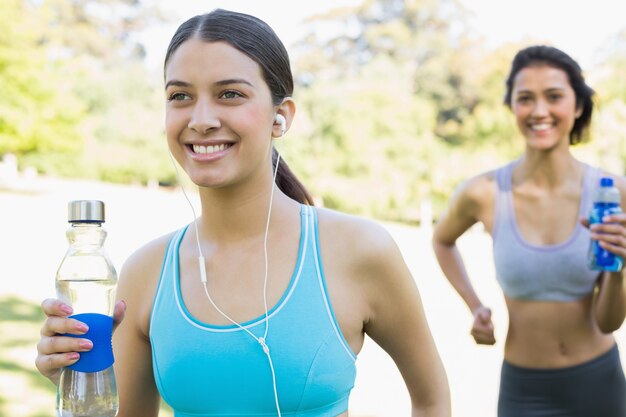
[575,103,583,119]
[272,98,296,138]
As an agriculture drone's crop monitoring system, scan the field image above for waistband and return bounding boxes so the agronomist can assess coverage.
[502,343,621,379]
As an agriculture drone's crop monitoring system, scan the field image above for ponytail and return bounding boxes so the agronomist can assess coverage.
[272,148,314,205]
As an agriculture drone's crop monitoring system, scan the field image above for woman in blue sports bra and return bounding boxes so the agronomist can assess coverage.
[432,45,626,417]
[35,8,450,417]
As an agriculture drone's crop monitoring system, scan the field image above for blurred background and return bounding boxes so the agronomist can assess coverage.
[1,0,625,416]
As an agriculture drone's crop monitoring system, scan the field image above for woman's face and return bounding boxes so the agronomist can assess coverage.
[510,64,582,151]
[164,38,277,189]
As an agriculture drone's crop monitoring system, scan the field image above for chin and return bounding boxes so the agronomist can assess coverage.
[526,139,562,152]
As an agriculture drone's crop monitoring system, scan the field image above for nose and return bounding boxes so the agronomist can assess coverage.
[188,97,220,134]
[531,98,549,118]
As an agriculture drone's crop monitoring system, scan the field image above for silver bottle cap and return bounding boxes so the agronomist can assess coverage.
[68,200,105,223]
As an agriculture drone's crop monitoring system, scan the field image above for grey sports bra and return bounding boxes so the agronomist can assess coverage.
[492,162,601,301]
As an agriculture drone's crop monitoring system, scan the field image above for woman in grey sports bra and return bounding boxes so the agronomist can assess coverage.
[432,45,626,417]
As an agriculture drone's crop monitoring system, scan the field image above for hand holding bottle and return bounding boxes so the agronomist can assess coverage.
[585,177,624,272]
[587,213,626,272]
[35,298,126,385]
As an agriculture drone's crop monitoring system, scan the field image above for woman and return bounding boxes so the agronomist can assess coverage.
[432,45,626,417]
[35,9,450,417]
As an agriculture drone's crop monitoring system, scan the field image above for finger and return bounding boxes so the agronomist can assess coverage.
[40,316,89,338]
[473,319,494,334]
[591,223,626,235]
[113,300,126,324]
[580,217,590,228]
[471,330,496,345]
[598,240,626,258]
[592,231,626,248]
[471,327,495,341]
[479,308,492,323]
[37,335,93,356]
[475,336,496,345]
[602,213,626,224]
[41,298,73,318]
[35,352,80,377]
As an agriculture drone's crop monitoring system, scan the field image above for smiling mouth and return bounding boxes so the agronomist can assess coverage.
[529,123,553,132]
[190,144,233,154]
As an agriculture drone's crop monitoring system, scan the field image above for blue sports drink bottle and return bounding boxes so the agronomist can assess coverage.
[588,177,623,271]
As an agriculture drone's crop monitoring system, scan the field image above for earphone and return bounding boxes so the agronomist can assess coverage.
[168,115,285,416]
[275,114,286,136]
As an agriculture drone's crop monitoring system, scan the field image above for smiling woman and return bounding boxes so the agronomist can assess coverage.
[35,8,451,417]
[432,45,626,417]
[164,39,287,189]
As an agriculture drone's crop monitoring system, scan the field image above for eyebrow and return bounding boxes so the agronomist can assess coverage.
[515,87,565,95]
[164,80,191,90]
[164,78,254,90]
[215,78,254,87]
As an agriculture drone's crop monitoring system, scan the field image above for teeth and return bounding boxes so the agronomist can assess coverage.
[531,123,551,131]
[192,144,228,154]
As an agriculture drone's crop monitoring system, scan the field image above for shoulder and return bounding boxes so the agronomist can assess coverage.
[455,169,499,208]
[432,166,504,241]
[590,166,626,195]
[615,176,626,199]
[120,231,178,281]
[314,207,418,320]
[116,229,181,334]
[442,168,500,223]
[315,207,396,253]
[604,171,626,192]
[600,170,626,205]
[314,207,402,276]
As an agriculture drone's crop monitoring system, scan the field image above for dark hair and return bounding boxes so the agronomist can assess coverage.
[503,45,594,145]
[164,9,314,205]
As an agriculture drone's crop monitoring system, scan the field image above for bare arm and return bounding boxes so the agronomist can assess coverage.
[431,176,495,344]
[588,176,626,333]
[113,238,170,417]
[593,270,625,332]
[359,224,451,416]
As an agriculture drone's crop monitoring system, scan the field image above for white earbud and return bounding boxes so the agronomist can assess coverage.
[275,114,286,136]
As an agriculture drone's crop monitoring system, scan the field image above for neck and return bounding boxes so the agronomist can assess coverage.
[516,148,582,189]
[195,179,296,242]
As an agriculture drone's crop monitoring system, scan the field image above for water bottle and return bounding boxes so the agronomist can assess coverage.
[55,200,118,417]
[588,177,624,271]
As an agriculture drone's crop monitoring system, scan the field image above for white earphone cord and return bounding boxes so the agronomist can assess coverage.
[168,141,283,416]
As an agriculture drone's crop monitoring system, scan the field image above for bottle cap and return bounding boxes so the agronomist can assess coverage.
[600,177,614,187]
[68,200,105,223]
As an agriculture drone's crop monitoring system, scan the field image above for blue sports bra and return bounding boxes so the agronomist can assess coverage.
[149,205,357,416]
[492,162,601,301]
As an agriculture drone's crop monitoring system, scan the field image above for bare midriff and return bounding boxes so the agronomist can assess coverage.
[504,294,615,368]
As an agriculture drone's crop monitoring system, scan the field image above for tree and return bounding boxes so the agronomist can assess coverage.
[0,0,83,166]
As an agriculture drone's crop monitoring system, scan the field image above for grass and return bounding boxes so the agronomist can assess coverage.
[0,296,174,417]
[0,296,56,417]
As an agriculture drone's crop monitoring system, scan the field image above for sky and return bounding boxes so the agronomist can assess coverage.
[141,0,626,72]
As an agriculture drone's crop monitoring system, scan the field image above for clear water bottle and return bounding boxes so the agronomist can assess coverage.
[588,177,624,271]
[56,200,118,417]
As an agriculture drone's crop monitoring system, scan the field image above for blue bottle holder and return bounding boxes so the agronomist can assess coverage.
[65,313,114,372]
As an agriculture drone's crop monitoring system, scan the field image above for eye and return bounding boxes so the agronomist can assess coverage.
[220,90,244,100]
[547,93,562,102]
[167,92,191,101]
[516,96,531,104]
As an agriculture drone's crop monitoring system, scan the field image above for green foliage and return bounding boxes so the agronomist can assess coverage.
[289,0,521,221]
[3,0,626,223]
[0,0,84,162]
[1,0,172,184]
